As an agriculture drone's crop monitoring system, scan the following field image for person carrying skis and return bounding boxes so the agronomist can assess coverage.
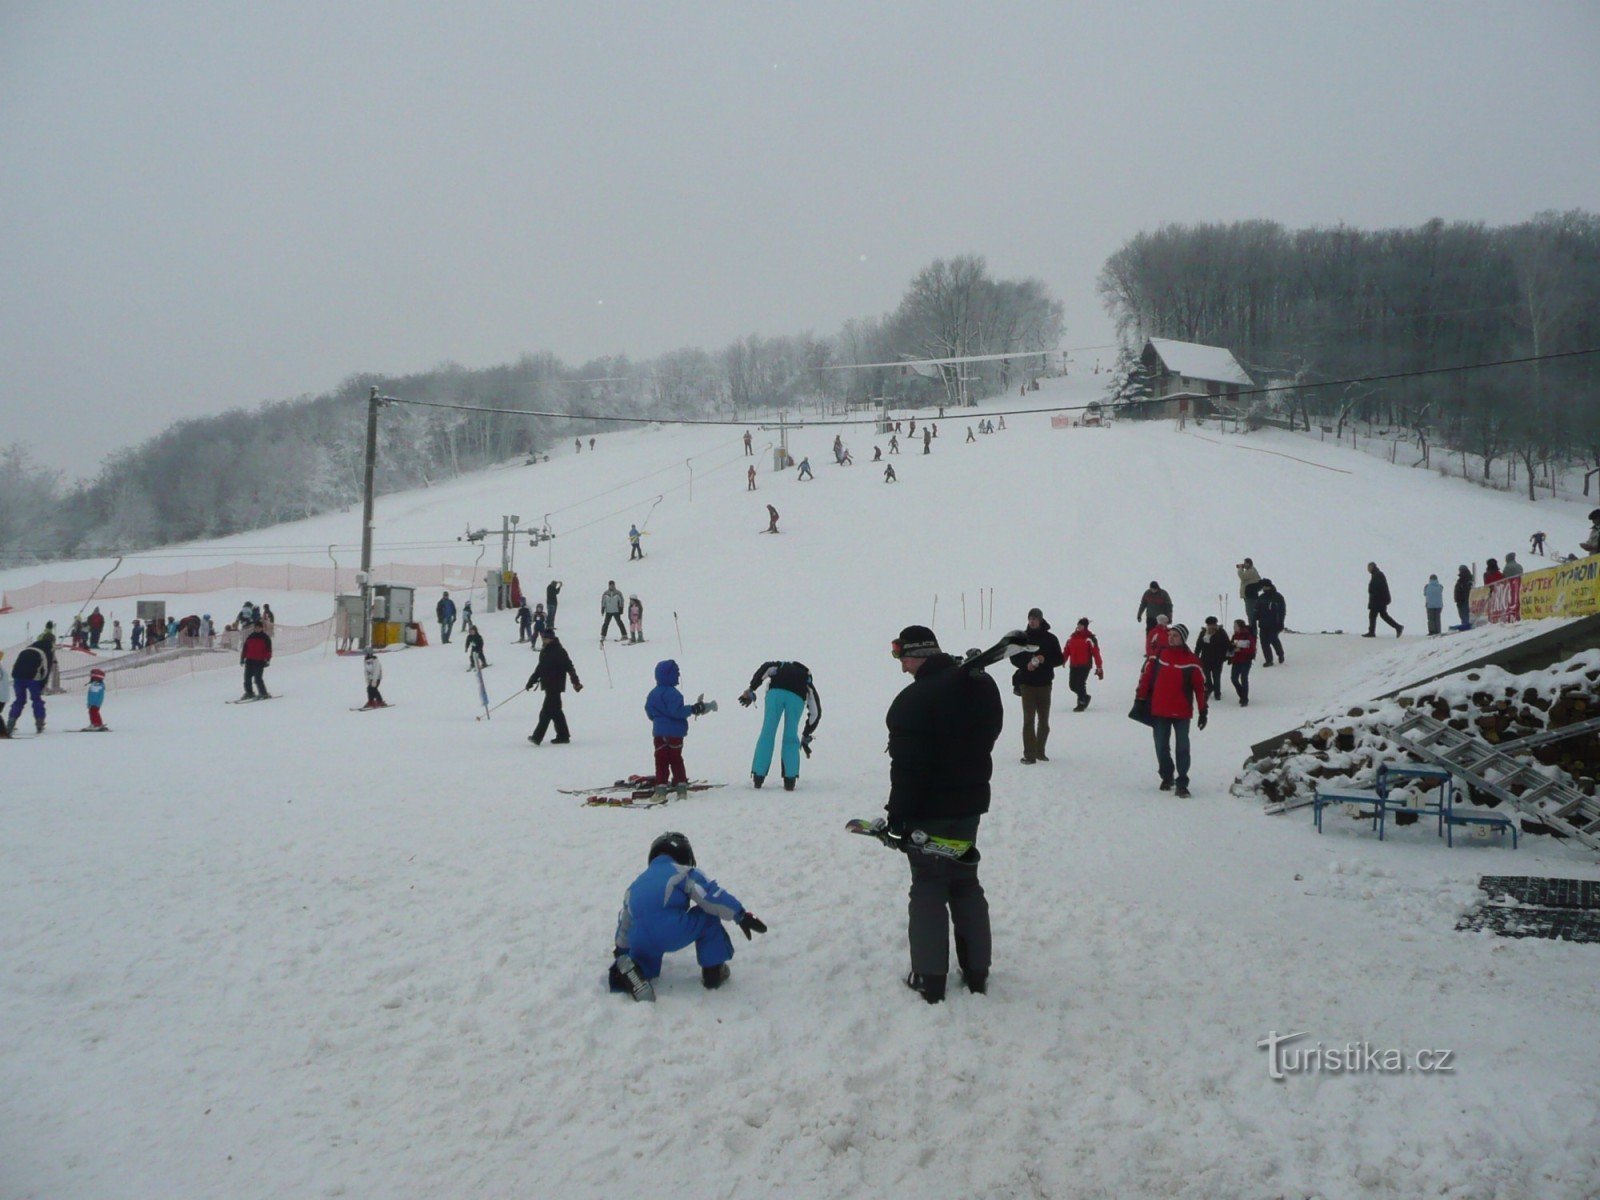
[600,581,626,641]
[463,623,488,671]
[1010,607,1064,764]
[6,639,51,734]
[1137,581,1174,631]
[1228,619,1255,705]
[608,832,767,1001]
[629,524,644,560]
[362,652,386,708]
[881,625,1003,1004]
[738,660,821,790]
[436,591,457,643]
[515,600,533,643]
[240,622,273,700]
[1135,622,1207,796]
[546,579,561,629]
[627,595,644,643]
[1364,562,1402,637]
[1256,580,1286,666]
[1193,616,1230,701]
[1423,574,1445,637]
[525,631,581,744]
[1063,618,1104,711]
[645,660,713,798]
[1453,565,1474,630]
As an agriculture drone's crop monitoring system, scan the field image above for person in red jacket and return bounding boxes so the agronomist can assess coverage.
[240,623,274,700]
[1063,618,1104,712]
[1144,613,1170,657]
[1134,622,1208,797]
[1228,619,1256,706]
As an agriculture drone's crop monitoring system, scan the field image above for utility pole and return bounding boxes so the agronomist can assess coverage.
[361,387,395,649]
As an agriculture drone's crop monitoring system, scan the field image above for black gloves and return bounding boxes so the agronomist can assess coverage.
[801,734,813,758]
[525,675,539,691]
[737,912,767,940]
[1198,710,1208,730]
[738,689,756,708]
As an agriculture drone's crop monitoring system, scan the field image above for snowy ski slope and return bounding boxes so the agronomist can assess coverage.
[3,375,1599,1200]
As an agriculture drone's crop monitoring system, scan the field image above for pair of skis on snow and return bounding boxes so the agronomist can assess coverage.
[561,775,727,808]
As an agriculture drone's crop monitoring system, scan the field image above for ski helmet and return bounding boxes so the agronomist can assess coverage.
[648,831,695,867]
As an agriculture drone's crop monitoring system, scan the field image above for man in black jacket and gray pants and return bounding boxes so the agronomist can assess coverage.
[525,632,582,744]
[1010,607,1064,763]
[1365,562,1403,637]
[884,624,1004,1004]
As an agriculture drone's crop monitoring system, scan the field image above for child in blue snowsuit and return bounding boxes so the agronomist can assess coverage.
[738,661,821,791]
[610,832,766,1000]
[86,667,107,730]
[645,660,710,792]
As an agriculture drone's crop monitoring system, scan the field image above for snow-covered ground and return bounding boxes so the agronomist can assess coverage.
[4,376,1599,1200]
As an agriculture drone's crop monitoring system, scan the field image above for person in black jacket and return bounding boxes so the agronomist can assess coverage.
[1365,562,1403,637]
[545,579,562,631]
[6,639,51,734]
[1453,565,1474,630]
[525,632,582,744]
[1256,580,1287,666]
[1193,617,1231,700]
[1009,607,1064,763]
[1136,582,1173,631]
[883,624,1004,1004]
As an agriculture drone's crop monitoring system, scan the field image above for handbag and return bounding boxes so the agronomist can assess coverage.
[1127,652,1163,726]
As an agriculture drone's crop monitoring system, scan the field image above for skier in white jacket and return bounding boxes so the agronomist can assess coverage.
[363,652,386,708]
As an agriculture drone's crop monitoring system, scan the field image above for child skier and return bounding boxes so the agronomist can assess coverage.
[464,624,488,671]
[363,652,386,708]
[645,660,714,798]
[531,603,548,644]
[628,595,644,643]
[85,667,107,730]
[609,831,767,1001]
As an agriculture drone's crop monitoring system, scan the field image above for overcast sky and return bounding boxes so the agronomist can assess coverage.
[3,1,1597,475]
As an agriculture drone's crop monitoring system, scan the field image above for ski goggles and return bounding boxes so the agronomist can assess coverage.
[891,637,939,660]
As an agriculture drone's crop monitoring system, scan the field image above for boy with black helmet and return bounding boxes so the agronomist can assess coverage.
[609,832,767,1001]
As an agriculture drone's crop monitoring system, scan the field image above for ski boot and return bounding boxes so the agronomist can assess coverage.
[35,718,46,734]
[609,955,655,1002]
[960,969,988,995]
[5,713,16,735]
[674,782,689,801]
[782,777,796,792]
[653,783,670,800]
[701,963,730,990]
[905,971,946,1004]
[751,774,765,789]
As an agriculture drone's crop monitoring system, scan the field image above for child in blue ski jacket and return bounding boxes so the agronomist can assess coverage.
[86,667,107,730]
[645,659,712,790]
[609,832,766,1000]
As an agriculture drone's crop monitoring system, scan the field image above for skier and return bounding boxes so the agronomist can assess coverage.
[1256,580,1286,666]
[1228,620,1255,706]
[7,638,51,733]
[436,591,457,644]
[131,618,144,650]
[743,430,753,455]
[240,622,273,700]
[546,579,561,629]
[464,623,488,671]
[628,524,644,560]
[882,624,1003,1004]
[1237,558,1263,629]
[765,504,780,533]
[797,457,814,481]
[589,437,595,451]
[922,428,931,454]
[889,435,899,455]
[362,652,386,708]
[85,667,107,730]
[1453,565,1474,630]
[1530,531,1547,556]
[525,631,582,744]
[747,465,757,491]
[1010,608,1064,764]
[738,660,821,790]
[1193,617,1230,701]
[87,607,105,649]
[608,832,767,1001]
[627,595,644,643]
[1364,562,1403,637]
[872,445,882,462]
[1424,574,1445,637]
[575,437,581,454]
[112,619,123,650]
[600,580,626,641]
[1134,622,1208,797]
[531,602,548,644]
[884,463,897,483]
[645,660,713,798]
[1063,618,1103,711]
[515,600,533,643]
[1136,581,1174,631]
[966,426,976,443]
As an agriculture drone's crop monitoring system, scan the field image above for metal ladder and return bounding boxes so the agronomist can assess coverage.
[1387,712,1600,853]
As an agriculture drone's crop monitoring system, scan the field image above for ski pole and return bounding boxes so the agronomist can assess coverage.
[962,592,967,630]
[932,595,938,627]
[475,689,528,721]
[601,639,613,689]
[674,611,683,657]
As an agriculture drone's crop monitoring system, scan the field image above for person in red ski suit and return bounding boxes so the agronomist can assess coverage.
[1228,620,1256,706]
[1134,622,1207,796]
[1062,618,1104,712]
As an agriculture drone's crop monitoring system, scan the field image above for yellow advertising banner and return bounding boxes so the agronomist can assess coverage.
[1472,555,1600,623]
